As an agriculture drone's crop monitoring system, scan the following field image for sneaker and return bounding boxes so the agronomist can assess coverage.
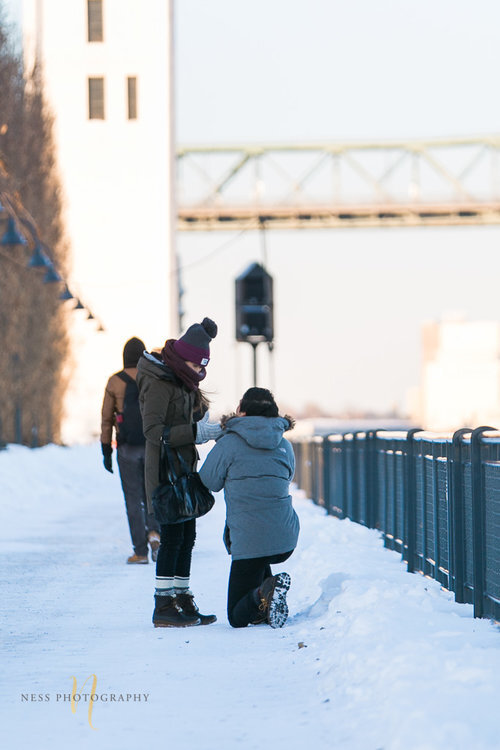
[258,572,291,629]
[127,554,148,564]
[148,532,161,562]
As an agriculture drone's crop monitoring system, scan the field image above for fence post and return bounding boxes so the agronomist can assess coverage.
[405,429,422,574]
[322,435,331,514]
[432,440,441,581]
[351,432,361,523]
[471,426,494,618]
[451,428,472,604]
[365,430,379,529]
[340,434,348,520]
[313,437,321,505]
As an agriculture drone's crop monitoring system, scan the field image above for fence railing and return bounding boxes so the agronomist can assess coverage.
[292,427,500,621]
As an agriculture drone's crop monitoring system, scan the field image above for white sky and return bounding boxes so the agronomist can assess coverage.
[4,0,500,418]
[174,0,500,417]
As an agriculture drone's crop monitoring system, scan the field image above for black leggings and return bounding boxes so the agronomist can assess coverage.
[156,520,196,578]
[227,550,293,628]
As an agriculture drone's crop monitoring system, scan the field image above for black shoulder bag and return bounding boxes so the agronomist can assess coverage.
[152,437,215,525]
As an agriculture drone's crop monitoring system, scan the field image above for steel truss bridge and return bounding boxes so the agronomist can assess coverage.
[176,135,500,231]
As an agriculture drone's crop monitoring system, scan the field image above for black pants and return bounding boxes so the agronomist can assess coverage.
[227,550,293,628]
[156,520,196,578]
[117,444,159,556]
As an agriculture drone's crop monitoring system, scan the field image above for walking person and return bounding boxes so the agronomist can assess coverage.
[100,337,161,564]
[136,317,221,628]
[199,387,299,629]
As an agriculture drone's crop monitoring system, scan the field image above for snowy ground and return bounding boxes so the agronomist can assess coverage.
[1,444,499,750]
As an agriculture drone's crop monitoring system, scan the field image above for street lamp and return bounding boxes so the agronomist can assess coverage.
[1,215,27,246]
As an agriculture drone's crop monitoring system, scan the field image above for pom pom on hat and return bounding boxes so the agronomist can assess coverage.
[201,317,217,339]
[174,317,217,366]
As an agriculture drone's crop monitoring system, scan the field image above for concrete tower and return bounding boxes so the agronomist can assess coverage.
[21,0,176,441]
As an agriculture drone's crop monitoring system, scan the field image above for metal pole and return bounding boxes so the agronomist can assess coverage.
[471,426,494,618]
[365,430,379,530]
[322,436,331,514]
[405,428,421,573]
[351,432,360,524]
[260,221,268,266]
[451,428,472,603]
[340,434,348,520]
[251,342,258,386]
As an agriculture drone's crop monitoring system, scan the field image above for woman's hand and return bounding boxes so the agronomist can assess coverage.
[195,411,223,443]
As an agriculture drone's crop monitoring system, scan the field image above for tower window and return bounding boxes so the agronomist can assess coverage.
[88,77,105,119]
[127,77,138,120]
[88,0,103,42]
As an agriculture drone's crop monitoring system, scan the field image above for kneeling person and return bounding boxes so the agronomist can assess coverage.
[199,388,299,628]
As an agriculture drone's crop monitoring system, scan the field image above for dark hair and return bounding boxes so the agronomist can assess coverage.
[240,387,279,418]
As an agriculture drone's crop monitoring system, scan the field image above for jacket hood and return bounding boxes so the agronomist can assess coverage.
[223,415,292,450]
[136,351,178,384]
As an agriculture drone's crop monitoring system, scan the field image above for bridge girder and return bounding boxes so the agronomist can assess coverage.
[176,136,500,230]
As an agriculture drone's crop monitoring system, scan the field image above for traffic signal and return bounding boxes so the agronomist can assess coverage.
[235,262,273,342]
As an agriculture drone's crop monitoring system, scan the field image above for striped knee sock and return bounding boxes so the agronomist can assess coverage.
[155,576,175,596]
[173,576,191,594]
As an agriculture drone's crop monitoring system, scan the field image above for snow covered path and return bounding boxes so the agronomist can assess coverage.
[1,444,500,750]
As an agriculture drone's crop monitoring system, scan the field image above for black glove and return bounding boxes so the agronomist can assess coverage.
[101,443,113,473]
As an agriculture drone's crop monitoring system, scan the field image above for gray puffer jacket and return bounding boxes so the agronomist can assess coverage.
[199,415,299,560]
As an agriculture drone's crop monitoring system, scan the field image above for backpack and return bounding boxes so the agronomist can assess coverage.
[116,371,145,446]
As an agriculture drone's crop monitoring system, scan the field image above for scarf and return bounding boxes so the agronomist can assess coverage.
[161,339,206,391]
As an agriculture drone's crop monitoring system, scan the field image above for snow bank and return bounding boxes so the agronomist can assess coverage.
[1,444,499,750]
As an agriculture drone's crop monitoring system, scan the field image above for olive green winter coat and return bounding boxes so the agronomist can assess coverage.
[136,352,198,514]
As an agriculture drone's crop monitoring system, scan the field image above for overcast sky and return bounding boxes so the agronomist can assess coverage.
[4,0,500,417]
[174,0,500,416]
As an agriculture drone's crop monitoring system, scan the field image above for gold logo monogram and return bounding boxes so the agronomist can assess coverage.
[70,674,98,730]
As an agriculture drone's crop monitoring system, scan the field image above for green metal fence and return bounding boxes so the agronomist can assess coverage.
[292,427,500,621]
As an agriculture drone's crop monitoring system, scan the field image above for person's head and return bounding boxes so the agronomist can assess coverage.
[123,337,145,368]
[173,317,218,368]
[185,360,202,374]
[237,387,279,417]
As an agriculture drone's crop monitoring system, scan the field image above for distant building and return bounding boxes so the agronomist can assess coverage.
[412,315,500,431]
[21,0,176,441]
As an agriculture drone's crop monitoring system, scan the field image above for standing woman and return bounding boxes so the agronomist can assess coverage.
[136,318,221,628]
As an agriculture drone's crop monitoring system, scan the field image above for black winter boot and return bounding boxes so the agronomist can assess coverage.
[152,595,200,628]
[257,572,291,629]
[175,592,217,625]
